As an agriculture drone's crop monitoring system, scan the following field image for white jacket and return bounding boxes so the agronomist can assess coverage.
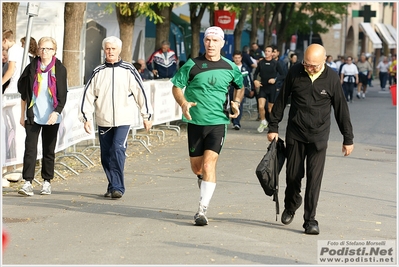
[80,60,152,127]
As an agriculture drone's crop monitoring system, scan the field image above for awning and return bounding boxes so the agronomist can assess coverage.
[374,23,396,49]
[359,22,382,49]
[384,23,397,43]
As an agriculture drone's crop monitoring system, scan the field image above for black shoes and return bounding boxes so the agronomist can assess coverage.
[303,221,320,235]
[111,190,123,199]
[104,191,111,197]
[281,209,295,225]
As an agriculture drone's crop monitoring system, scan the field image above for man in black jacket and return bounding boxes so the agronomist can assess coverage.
[267,44,354,235]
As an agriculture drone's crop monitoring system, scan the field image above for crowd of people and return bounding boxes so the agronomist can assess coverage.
[4,24,398,236]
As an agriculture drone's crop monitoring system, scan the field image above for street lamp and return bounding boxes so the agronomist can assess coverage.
[21,2,40,74]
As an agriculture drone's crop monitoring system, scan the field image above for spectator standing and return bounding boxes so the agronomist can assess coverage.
[287,53,299,70]
[326,55,338,73]
[241,45,257,77]
[267,44,354,235]
[80,36,153,199]
[376,56,390,91]
[249,43,265,63]
[2,49,10,94]
[20,36,38,63]
[389,54,397,85]
[17,37,68,196]
[137,58,154,81]
[146,40,178,79]
[335,55,343,70]
[340,56,358,103]
[356,54,373,99]
[171,26,244,226]
[2,29,25,94]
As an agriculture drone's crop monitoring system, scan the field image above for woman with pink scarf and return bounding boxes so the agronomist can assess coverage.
[17,37,68,196]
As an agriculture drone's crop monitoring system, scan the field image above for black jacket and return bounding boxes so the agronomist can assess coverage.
[18,57,68,124]
[268,63,354,146]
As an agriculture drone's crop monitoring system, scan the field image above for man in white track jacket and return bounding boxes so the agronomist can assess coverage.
[79,36,153,199]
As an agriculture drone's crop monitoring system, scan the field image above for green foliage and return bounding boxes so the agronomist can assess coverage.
[280,3,350,37]
[99,2,173,24]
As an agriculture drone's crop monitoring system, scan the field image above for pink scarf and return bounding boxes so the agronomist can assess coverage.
[29,56,57,109]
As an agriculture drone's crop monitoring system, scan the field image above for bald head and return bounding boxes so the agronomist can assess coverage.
[303,44,326,74]
[304,44,326,64]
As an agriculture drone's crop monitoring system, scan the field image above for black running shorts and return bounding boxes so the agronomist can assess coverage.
[257,86,276,103]
[187,123,226,157]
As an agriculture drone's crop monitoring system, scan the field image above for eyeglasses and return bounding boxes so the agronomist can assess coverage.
[39,47,54,52]
[302,60,324,69]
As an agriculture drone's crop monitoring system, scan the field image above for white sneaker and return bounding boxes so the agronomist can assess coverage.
[18,181,34,196]
[40,181,52,195]
[194,203,208,226]
[257,122,268,133]
[362,93,365,99]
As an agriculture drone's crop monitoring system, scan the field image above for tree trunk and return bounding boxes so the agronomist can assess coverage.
[63,3,86,87]
[116,3,137,62]
[264,3,285,48]
[2,3,19,35]
[190,4,207,58]
[234,4,249,51]
[263,4,272,47]
[250,5,261,45]
[277,3,295,53]
[208,5,215,27]
[154,4,173,49]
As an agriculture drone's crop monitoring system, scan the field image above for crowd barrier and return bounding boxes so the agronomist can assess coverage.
[1,79,183,179]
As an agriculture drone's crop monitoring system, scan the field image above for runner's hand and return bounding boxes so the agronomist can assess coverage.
[181,102,197,121]
[229,101,240,118]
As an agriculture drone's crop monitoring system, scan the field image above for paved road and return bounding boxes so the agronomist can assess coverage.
[2,82,397,266]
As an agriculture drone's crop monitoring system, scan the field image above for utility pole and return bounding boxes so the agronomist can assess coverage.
[21,2,40,74]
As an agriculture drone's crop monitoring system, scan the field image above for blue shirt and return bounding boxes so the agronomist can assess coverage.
[33,72,61,125]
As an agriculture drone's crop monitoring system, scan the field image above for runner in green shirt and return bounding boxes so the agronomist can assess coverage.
[172,26,244,226]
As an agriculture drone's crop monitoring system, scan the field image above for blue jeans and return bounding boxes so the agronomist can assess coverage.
[229,88,244,127]
[379,72,389,90]
[98,125,130,194]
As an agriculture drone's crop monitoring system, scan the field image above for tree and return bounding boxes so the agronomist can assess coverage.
[109,2,170,62]
[115,3,138,62]
[250,4,263,45]
[63,3,86,86]
[2,2,19,35]
[233,4,249,51]
[151,3,174,50]
[264,3,349,53]
[189,3,208,58]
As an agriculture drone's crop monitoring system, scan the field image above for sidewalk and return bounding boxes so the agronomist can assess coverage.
[2,81,397,266]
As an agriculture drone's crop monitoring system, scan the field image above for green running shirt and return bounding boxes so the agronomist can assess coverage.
[171,55,243,126]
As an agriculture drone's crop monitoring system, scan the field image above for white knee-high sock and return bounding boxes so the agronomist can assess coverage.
[199,181,216,207]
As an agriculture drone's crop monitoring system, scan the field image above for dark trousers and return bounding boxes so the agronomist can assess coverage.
[342,82,355,101]
[98,125,130,194]
[284,138,327,223]
[229,88,244,126]
[22,122,60,182]
[379,72,389,89]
